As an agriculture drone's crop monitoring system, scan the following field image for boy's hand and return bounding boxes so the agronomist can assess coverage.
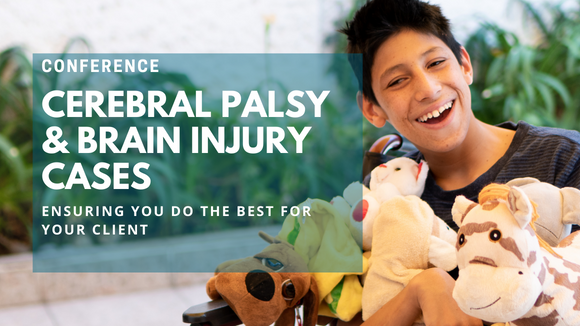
[413,268,483,326]
[362,268,482,326]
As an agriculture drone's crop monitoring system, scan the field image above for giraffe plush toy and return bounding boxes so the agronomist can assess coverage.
[451,183,580,325]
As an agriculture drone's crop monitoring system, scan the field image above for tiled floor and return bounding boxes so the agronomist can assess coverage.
[0,225,286,326]
[0,283,210,326]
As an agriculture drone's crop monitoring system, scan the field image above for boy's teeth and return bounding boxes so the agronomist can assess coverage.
[418,101,453,122]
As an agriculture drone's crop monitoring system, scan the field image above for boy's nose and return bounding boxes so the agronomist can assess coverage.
[414,73,441,102]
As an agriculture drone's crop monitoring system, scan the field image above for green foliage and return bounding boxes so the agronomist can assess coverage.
[0,47,33,253]
[466,0,580,130]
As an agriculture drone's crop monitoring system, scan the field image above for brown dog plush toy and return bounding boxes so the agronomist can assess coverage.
[206,231,319,326]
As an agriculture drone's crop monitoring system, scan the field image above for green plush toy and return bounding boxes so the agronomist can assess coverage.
[277,198,368,322]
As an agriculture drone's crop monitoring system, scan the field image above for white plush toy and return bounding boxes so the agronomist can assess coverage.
[329,181,367,248]
[506,177,580,246]
[360,158,458,321]
[452,183,580,325]
[351,157,429,251]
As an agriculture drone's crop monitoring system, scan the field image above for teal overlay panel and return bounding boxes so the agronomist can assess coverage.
[33,54,363,272]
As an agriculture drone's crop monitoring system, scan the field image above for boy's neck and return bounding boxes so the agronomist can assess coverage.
[419,118,516,191]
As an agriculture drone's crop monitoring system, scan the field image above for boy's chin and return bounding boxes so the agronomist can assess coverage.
[411,132,465,154]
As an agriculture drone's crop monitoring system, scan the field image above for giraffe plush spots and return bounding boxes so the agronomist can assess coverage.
[451,183,580,325]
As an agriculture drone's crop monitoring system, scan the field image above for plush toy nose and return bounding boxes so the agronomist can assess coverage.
[352,199,368,222]
[245,270,275,301]
[416,162,423,181]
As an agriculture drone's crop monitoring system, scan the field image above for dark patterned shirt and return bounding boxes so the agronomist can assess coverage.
[406,121,580,232]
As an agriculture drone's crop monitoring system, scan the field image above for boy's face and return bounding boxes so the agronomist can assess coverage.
[363,29,474,154]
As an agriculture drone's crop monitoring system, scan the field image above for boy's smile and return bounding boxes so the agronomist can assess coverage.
[416,100,453,123]
[364,29,474,154]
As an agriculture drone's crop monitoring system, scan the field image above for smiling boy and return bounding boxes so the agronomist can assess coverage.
[340,0,580,325]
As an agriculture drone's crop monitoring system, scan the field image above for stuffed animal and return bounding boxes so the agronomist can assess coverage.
[208,196,368,325]
[328,158,432,251]
[451,183,580,325]
[329,181,367,249]
[361,194,458,321]
[206,231,319,326]
[277,198,368,322]
[354,157,457,321]
[506,177,580,246]
[351,157,429,251]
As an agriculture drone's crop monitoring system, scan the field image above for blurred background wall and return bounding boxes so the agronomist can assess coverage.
[0,0,556,54]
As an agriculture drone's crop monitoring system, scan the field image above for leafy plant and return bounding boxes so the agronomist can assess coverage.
[0,47,33,254]
[466,0,580,130]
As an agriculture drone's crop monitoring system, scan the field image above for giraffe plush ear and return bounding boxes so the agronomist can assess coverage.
[452,195,476,227]
[508,186,533,229]
[561,187,580,225]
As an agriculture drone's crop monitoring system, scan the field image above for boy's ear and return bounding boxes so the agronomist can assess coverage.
[459,47,473,85]
[357,91,388,128]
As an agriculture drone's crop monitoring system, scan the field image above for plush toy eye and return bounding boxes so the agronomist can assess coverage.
[262,258,284,271]
[281,279,295,300]
[395,167,401,171]
[458,233,465,246]
[489,229,502,242]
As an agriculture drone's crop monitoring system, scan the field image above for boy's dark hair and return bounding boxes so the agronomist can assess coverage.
[341,0,462,105]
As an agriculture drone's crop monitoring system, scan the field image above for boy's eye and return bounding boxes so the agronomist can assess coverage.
[429,60,445,68]
[388,78,404,88]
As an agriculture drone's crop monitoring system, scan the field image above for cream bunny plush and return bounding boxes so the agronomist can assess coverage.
[353,157,429,251]
[329,157,429,250]
[359,158,458,322]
